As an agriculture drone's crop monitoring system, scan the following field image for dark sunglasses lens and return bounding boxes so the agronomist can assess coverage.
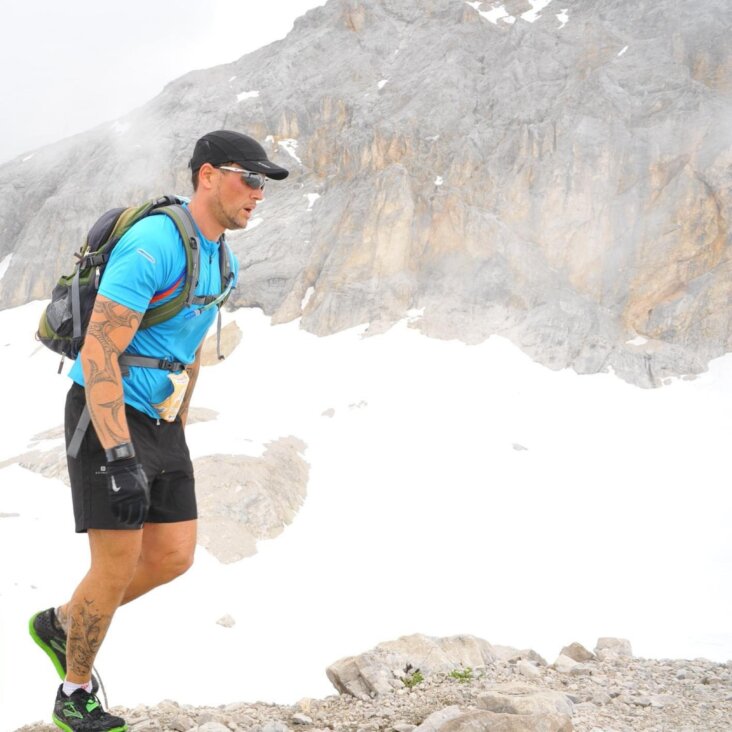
[244,173,265,190]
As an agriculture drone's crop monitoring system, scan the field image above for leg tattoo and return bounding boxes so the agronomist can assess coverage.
[67,599,111,679]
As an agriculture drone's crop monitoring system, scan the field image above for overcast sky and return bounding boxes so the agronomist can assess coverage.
[0,0,326,163]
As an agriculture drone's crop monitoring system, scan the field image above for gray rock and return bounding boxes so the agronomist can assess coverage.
[14,637,732,732]
[292,713,314,725]
[195,437,309,563]
[169,716,195,732]
[492,646,547,666]
[2,0,730,388]
[516,660,541,678]
[156,700,180,713]
[198,724,232,732]
[559,643,595,663]
[591,692,611,706]
[296,699,315,715]
[185,407,220,425]
[649,695,678,708]
[327,634,496,698]
[631,697,652,708]
[552,655,579,673]
[438,710,573,732]
[414,707,466,732]
[594,638,633,660]
[477,684,573,716]
[262,722,291,732]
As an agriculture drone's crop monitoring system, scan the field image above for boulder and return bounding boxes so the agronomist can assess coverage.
[326,635,497,698]
[552,655,578,674]
[516,661,541,679]
[420,709,573,732]
[195,437,309,563]
[492,646,547,666]
[414,706,466,732]
[477,685,573,717]
[594,638,633,660]
[559,643,595,663]
[216,614,235,628]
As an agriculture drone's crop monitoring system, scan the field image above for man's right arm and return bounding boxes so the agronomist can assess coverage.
[81,294,143,449]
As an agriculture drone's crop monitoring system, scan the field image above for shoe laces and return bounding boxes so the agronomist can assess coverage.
[69,688,106,718]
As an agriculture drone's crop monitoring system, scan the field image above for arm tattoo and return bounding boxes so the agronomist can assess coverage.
[82,296,142,448]
[67,599,112,680]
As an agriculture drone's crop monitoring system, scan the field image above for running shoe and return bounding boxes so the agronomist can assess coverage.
[29,608,100,693]
[52,684,127,732]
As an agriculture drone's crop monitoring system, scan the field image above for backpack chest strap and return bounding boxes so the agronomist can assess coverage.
[118,355,185,374]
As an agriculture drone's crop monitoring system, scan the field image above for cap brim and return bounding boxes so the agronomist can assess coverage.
[244,159,290,180]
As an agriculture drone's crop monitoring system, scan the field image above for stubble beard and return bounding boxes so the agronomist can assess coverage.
[210,179,250,232]
[211,195,248,232]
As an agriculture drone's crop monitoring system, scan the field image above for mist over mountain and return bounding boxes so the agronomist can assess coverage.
[1,0,730,386]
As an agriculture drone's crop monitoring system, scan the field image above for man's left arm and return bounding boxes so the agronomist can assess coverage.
[179,345,203,428]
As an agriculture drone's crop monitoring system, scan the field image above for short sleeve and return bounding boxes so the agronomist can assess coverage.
[98,215,183,312]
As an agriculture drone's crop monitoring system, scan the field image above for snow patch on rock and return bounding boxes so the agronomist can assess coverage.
[237,90,260,102]
[0,254,12,282]
[279,138,302,164]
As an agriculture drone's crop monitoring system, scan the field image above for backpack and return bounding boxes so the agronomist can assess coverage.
[37,194,234,371]
[37,195,235,459]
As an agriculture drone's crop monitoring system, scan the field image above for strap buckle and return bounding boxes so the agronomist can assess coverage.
[159,358,179,372]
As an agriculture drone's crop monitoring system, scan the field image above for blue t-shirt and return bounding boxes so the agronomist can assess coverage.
[69,208,239,418]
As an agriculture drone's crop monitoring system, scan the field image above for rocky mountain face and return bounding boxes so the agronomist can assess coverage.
[1,0,730,386]
[16,633,732,731]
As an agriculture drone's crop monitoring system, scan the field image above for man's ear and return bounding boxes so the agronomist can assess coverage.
[197,163,218,190]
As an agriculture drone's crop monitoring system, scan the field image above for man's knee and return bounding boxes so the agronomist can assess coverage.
[165,549,194,579]
[139,520,196,585]
[145,547,194,583]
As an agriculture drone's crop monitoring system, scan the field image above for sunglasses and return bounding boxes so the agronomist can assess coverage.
[216,165,266,190]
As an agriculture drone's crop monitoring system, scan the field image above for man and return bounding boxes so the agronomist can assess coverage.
[29,130,289,732]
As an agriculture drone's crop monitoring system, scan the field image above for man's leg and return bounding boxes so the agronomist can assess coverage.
[58,520,196,637]
[64,529,142,684]
[121,519,197,604]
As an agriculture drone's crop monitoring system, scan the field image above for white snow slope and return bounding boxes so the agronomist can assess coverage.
[1,300,731,730]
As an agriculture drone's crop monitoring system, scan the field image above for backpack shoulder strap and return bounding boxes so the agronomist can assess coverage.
[139,204,201,329]
[218,236,235,297]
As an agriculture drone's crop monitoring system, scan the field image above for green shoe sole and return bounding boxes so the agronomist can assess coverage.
[29,611,66,680]
[52,713,127,732]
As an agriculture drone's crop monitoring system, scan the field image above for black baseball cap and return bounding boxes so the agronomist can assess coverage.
[190,130,289,179]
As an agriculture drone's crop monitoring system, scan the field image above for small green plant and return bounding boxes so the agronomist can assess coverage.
[450,666,473,683]
[401,663,424,689]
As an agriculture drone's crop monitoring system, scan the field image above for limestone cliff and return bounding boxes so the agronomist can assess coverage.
[0,0,730,386]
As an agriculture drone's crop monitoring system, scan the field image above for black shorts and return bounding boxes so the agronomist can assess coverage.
[65,383,197,532]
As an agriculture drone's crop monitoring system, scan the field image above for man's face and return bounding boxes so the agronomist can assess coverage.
[210,164,265,231]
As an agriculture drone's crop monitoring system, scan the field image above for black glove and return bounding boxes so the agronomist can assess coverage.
[106,457,150,527]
